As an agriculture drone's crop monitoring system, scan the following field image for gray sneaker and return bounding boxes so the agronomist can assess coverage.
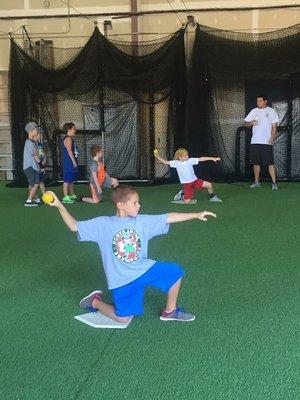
[250,181,261,188]
[173,190,184,201]
[160,306,195,322]
[209,195,222,202]
[79,290,102,309]
[272,183,278,190]
[24,200,38,207]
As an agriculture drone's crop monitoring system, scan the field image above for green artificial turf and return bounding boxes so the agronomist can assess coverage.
[0,181,299,400]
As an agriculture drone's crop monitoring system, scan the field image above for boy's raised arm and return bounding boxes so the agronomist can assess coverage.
[198,157,221,163]
[167,211,216,224]
[154,152,170,165]
[46,191,78,232]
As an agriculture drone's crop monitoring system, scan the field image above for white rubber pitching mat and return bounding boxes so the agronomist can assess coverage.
[74,311,132,329]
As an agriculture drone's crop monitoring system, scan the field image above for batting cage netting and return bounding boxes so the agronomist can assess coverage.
[9,27,186,184]
[186,23,300,181]
[9,23,300,184]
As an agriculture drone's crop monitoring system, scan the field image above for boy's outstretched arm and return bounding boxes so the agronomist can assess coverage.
[46,191,78,232]
[167,211,216,223]
[198,157,221,163]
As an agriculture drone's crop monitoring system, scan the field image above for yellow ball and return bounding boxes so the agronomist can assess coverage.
[153,149,159,155]
[42,193,54,204]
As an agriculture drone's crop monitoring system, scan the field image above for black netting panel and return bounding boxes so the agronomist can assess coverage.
[187,24,300,180]
[291,76,300,178]
[9,27,186,183]
[9,24,300,183]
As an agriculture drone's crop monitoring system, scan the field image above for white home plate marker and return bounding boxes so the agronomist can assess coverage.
[74,311,132,329]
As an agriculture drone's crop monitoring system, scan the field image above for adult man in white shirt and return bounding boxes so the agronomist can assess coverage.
[244,94,279,190]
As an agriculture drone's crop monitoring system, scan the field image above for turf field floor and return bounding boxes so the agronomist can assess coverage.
[1,182,299,400]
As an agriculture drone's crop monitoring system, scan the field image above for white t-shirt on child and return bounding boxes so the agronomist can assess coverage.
[244,106,279,145]
[169,158,199,183]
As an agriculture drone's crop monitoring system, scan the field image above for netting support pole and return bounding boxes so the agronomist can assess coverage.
[99,20,106,165]
[99,87,105,164]
[184,16,196,148]
[52,132,59,181]
[235,127,242,178]
[149,84,155,182]
[286,76,293,180]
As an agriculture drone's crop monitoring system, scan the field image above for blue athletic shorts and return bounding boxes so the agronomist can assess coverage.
[63,171,78,183]
[112,261,184,317]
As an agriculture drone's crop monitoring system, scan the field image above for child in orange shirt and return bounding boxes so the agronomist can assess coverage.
[82,145,118,204]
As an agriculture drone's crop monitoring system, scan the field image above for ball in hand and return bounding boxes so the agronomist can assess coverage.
[153,149,159,156]
[42,193,54,204]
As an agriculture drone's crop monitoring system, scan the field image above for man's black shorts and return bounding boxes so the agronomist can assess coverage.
[249,144,274,166]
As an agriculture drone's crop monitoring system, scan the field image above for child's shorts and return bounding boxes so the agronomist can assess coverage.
[24,167,40,186]
[39,172,45,182]
[183,178,205,199]
[112,261,184,317]
[99,173,113,188]
[63,171,78,183]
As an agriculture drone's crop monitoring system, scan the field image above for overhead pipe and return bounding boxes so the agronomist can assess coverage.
[0,4,299,20]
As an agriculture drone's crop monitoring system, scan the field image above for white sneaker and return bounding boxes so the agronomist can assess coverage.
[272,183,278,190]
[24,200,38,207]
[34,198,42,204]
[209,195,222,202]
[173,190,184,201]
[250,181,261,188]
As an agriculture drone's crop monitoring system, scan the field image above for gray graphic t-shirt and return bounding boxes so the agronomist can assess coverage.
[77,214,169,289]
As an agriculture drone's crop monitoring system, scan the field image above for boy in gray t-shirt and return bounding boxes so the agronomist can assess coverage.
[46,184,216,323]
[23,122,42,207]
[82,145,118,204]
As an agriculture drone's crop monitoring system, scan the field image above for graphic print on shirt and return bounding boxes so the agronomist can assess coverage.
[112,229,141,263]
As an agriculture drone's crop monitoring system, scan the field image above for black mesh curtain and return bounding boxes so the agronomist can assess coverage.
[9,27,186,183]
[186,23,300,181]
[10,23,300,183]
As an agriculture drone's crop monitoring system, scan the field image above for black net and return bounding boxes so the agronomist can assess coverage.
[9,27,186,183]
[9,23,300,184]
[187,23,300,181]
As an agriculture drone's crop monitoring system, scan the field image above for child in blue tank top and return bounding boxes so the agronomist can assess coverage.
[61,122,79,204]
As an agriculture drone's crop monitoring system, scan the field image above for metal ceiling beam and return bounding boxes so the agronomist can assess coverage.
[0,4,299,20]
